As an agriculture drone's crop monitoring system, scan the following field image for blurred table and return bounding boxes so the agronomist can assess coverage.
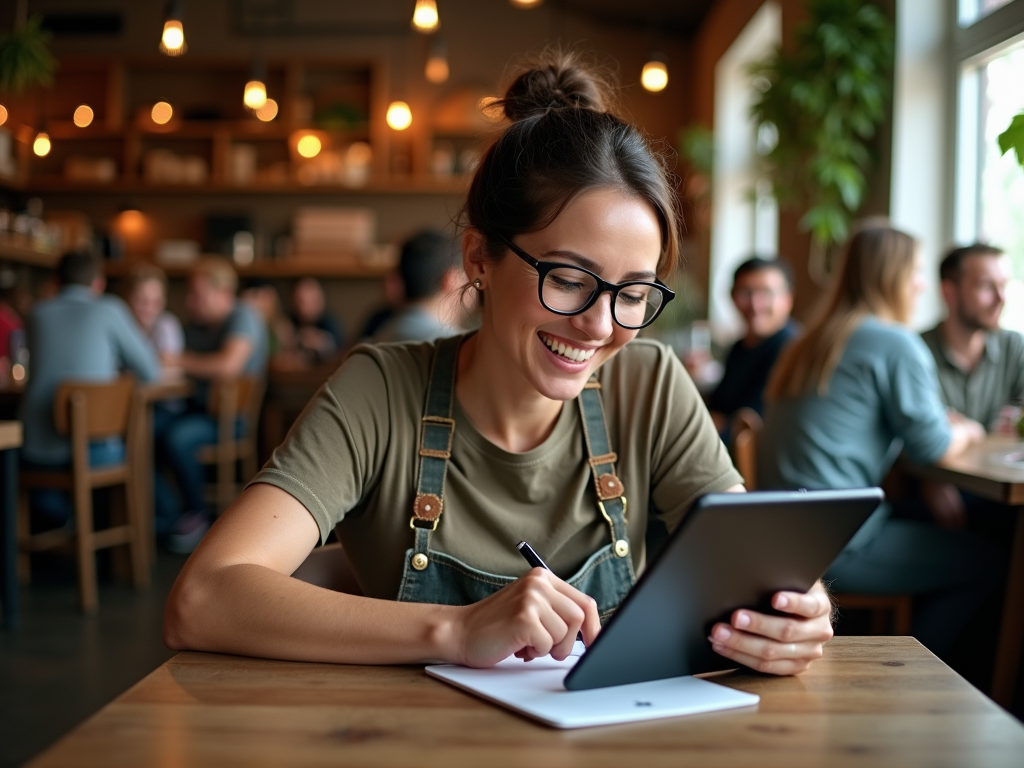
[0,420,21,628]
[904,434,1024,707]
[26,637,1024,767]
[130,378,192,562]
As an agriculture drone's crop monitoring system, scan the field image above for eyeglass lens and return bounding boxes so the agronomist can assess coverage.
[541,266,664,328]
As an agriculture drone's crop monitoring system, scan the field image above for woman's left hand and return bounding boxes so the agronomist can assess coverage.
[707,580,833,675]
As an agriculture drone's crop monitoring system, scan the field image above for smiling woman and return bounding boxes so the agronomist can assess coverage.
[164,49,836,677]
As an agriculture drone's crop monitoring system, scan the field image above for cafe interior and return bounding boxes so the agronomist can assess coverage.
[2,0,1024,765]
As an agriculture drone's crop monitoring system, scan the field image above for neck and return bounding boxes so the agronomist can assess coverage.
[455,330,564,454]
[940,316,988,371]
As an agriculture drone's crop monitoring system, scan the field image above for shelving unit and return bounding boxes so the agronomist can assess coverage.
[103,258,390,280]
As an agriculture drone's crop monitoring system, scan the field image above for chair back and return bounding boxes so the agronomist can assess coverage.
[207,376,265,424]
[730,407,763,490]
[54,375,136,439]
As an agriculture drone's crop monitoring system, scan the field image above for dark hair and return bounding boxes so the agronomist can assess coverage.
[56,251,101,287]
[463,49,680,278]
[399,230,460,301]
[939,243,1004,282]
[732,256,794,292]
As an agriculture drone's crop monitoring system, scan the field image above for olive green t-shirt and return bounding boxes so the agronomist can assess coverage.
[253,336,743,600]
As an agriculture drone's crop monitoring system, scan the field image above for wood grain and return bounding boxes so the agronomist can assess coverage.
[27,637,1024,768]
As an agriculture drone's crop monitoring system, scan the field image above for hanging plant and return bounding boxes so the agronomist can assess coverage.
[0,15,56,94]
[749,0,893,248]
[999,110,1024,170]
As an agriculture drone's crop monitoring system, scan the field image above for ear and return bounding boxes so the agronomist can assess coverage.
[939,278,957,310]
[462,228,490,287]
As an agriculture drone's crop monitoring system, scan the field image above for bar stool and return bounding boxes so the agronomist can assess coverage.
[18,376,148,614]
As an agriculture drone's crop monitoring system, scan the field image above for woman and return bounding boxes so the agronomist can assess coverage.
[164,52,833,674]
[759,220,999,655]
[127,264,183,367]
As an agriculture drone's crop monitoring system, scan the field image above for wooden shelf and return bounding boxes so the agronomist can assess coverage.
[24,176,469,196]
[103,258,390,279]
[0,238,59,268]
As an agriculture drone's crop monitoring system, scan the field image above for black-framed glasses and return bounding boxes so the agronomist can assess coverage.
[495,233,675,330]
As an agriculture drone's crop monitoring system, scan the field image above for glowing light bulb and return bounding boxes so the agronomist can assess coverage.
[0,105,8,127]
[296,134,322,158]
[160,20,186,56]
[425,55,449,84]
[256,98,278,122]
[412,0,439,32]
[151,101,174,125]
[510,0,543,6]
[73,105,94,128]
[641,60,668,93]
[243,80,267,111]
[33,132,51,157]
[386,101,412,131]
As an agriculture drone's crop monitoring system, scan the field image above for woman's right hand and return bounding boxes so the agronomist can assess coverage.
[451,568,601,668]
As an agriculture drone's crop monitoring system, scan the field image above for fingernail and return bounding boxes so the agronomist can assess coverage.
[711,643,724,653]
[713,625,731,641]
[776,594,789,609]
[735,612,750,628]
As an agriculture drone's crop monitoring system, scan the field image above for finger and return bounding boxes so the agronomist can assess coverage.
[728,608,834,644]
[710,641,814,676]
[772,587,831,619]
[535,586,588,659]
[544,575,601,645]
[709,624,825,664]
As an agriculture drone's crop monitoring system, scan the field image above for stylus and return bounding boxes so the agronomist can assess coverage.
[516,540,586,646]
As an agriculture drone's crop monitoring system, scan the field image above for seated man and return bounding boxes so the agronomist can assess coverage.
[158,258,268,553]
[287,277,344,364]
[708,257,798,432]
[372,230,464,343]
[23,251,160,523]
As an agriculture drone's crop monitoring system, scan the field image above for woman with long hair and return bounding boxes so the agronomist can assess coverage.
[164,50,835,675]
[760,219,999,655]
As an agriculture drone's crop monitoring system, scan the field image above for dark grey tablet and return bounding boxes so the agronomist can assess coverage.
[564,488,883,691]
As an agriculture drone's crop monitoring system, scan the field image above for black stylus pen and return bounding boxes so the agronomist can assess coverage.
[516,540,586,646]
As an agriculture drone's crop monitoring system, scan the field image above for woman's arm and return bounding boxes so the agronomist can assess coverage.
[164,483,600,666]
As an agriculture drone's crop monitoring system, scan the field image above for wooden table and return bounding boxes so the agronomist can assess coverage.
[905,434,1024,708]
[0,420,21,628]
[26,637,1024,767]
[130,378,193,564]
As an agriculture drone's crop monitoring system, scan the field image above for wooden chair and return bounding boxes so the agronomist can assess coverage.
[197,375,266,514]
[17,376,148,614]
[728,407,912,636]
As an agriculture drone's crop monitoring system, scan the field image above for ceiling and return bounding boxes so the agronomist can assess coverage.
[554,0,716,36]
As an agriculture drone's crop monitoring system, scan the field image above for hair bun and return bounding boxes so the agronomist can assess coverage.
[500,50,614,122]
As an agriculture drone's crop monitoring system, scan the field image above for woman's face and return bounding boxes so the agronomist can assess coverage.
[129,279,165,331]
[473,187,663,402]
[902,249,926,322]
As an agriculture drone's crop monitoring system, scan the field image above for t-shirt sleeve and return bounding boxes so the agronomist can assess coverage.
[880,334,952,465]
[249,349,390,542]
[106,298,160,382]
[647,345,745,533]
[226,305,263,343]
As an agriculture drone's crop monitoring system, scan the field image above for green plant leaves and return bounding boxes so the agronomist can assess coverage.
[998,111,1024,169]
[0,16,57,94]
[749,0,894,246]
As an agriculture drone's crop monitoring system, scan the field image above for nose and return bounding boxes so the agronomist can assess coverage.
[570,291,615,340]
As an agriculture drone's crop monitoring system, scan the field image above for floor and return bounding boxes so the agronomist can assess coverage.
[2,551,1022,768]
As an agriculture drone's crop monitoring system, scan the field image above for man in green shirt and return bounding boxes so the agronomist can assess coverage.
[921,244,1024,430]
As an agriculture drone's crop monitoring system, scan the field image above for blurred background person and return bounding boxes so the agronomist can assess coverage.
[286,277,343,364]
[240,281,293,359]
[0,265,24,363]
[126,264,183,367]
[707,256,798,433]
[372,229,464,343]
[23,251,160,525]
[156,258,268,553]
[759,220,998,659]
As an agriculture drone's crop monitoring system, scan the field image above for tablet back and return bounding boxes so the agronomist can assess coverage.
[564,488,883,691]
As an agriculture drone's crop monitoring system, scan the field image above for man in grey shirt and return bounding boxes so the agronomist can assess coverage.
[921,244,1024,430]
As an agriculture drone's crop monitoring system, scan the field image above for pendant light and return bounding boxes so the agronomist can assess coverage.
[73,105,94,128]
[425,36,449,84]
[151,101,174,125]
[243,58,268,112]
[159,0,186,56]
[0,105,7,127]
[32,132,51,157]
[510,0,543,6]
[412,0,439,33]
[386,101,412,131]
[641,53,668,93]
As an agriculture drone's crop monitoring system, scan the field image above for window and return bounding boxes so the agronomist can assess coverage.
[959,0,1016,27]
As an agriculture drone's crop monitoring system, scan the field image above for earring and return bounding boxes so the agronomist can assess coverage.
[473,279,483,289]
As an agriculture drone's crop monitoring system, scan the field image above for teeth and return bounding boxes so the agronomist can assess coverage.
[540,333,595,363]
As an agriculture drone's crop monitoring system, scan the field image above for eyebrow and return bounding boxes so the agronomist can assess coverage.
[542,249,658,282]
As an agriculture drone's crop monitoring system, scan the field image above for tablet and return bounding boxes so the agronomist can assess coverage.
[563,488,883,690]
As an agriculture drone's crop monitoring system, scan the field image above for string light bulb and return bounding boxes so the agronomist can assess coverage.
[412,0,439,32]
[386,101,412,131]
[151,101,174,125]
[73,105,94,128]
[256,98,278,122]
[159,1,186,56]
[641,55,668,93]
[296,134,322,158]
[425,36,449,84]
[32,132,51,157]
[509,0,543,6]
[0,105,9,127]
[244,57,268,111]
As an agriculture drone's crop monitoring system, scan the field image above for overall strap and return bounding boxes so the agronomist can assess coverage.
[577,377,630,558]
[408,335,462,570]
